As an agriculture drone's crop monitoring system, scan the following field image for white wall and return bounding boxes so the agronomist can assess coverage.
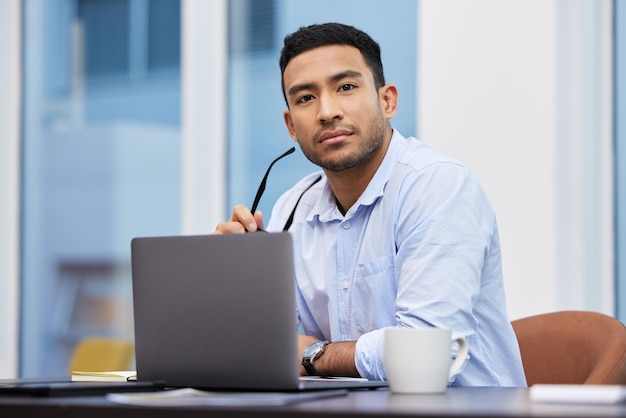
[0,0,21,378]
[418,0,614,320]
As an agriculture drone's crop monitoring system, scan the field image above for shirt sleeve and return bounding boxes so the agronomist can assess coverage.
[355,328,387,380]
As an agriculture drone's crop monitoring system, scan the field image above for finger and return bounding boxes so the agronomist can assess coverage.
[232,204,258,232]
[214,220,246,234]
[253,210,265,231]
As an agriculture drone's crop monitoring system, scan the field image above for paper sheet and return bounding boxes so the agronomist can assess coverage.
[71,371,136,382]
[530,384,626,404]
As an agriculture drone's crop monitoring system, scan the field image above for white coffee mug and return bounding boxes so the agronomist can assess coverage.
[384,327,469,394]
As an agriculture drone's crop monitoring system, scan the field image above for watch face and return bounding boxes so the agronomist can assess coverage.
[303,340,324,358]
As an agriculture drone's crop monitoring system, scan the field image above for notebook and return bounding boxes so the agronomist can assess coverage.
[130,232,386,392]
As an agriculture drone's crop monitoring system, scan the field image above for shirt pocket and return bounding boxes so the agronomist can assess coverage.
[353,254,396,333]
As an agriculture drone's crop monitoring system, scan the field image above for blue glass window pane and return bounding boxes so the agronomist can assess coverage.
[78,0,130,79]
[148,0,181,71]
[21,0,181,377]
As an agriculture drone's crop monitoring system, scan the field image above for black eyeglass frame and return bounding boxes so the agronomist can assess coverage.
[249,147,321,232]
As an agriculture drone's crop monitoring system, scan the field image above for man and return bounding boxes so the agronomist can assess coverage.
[215,23,526,387]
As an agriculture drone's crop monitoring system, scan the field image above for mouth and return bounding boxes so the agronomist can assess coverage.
[318,129,353,144]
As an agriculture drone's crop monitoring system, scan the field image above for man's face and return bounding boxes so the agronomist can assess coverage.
[282,45,396,172]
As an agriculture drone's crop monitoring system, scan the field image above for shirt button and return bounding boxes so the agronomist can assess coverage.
[342,221,350,229]
[342,280,349,289]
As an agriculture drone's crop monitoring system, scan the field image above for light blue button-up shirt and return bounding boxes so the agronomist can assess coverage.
[266,130,527,387]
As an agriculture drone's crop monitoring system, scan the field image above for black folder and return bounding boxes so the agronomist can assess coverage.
[0,377,164,397]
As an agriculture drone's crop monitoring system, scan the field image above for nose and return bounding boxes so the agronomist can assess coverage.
[317,93,343,123]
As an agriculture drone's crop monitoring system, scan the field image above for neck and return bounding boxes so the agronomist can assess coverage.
[325,130,392,215]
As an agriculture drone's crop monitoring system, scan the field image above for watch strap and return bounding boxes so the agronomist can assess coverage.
[302,340,329,376]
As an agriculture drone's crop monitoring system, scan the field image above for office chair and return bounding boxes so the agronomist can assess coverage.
[511,310,626,385]
[68,337,134,373]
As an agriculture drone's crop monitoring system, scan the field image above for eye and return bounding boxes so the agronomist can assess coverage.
[296,94,314,104]
[339,83,356,92]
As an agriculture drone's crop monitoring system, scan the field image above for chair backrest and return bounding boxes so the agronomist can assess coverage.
[511,310,626,385]
[68,337,135,373]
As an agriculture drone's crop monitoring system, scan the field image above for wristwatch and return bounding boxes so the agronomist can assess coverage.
[301,340,329,375]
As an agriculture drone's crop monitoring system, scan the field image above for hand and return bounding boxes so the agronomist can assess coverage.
[214,205,265,234]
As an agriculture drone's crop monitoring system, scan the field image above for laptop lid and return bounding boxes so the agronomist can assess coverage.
[131,232,387,392]
[131,232,301,391]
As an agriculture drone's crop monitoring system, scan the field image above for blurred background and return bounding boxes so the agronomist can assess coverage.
[0,0,624,378]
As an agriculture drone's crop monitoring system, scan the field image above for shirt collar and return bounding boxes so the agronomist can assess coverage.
[309,129,407,222]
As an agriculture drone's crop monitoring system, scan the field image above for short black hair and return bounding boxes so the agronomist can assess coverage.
[279,23,386,102]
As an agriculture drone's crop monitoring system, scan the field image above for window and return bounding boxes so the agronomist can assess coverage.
[616,0,626,321]
[20,0,419,377]
[21,0,181,377]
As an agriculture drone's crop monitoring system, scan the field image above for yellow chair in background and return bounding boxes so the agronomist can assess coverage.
[68,337,134,373]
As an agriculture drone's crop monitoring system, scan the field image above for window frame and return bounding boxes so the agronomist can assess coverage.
[0,0,21,378]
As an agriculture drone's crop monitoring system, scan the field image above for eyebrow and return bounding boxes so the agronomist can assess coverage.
[286,70,364,98]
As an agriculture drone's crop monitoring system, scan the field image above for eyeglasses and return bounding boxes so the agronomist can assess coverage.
[250,146,323,233]
[250,147,296,217]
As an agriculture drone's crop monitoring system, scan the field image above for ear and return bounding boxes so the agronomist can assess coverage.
[379,83,398,119]
[283,109,299,142]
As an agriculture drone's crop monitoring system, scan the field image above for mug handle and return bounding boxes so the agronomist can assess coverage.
[448,333,469,379]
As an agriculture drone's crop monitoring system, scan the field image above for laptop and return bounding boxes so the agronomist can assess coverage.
[130,232,387,392]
